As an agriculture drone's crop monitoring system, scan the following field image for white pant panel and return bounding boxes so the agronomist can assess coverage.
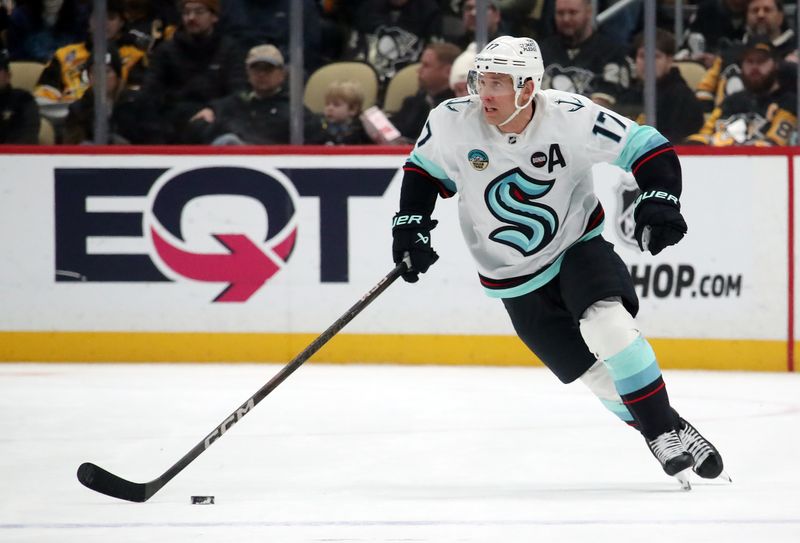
[579,359,621,402]
[579,298,640,360]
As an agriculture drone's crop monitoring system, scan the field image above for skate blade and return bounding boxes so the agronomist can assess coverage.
[675,469,692,491]
[718,470,733,483]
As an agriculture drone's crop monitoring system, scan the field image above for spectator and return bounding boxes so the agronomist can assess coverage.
[449,43,476,97]
[390,41,460,140]
[493,0,552,39]
[455,0,506,50]
[617,30,705,144]
[33,0,146,104]
[346,0,443,85]
[6,0,89,62]
[687,37,797,146]
[0,4,8,48]
[62,49,161,144]
[680,0,748,66]
[140,0,246,143]
[539,0,632,108]
[123,0,180,53]
[0,49,40,143]
[306,80,372,145]
[695,0,794,112]
[219,0,322,71]
[187,44,291,145]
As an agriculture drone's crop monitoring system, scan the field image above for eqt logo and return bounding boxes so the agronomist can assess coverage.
[54,165,396,302]
[146,166,298,302]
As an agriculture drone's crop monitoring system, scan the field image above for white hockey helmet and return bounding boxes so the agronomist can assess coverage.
[469,36,545,95]
[468,36,545,127]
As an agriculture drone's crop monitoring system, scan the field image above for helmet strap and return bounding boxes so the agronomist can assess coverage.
[497,87,535,129]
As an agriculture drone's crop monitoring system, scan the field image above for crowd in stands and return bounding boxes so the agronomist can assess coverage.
[0,0,797,146]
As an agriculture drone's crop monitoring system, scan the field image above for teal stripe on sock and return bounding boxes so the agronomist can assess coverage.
[600,398,634,421]
[603,336,657,381]
[614,360,662,395]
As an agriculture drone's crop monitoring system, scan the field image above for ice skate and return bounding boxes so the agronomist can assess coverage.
[677,416,731,482]
[647,429,694,490]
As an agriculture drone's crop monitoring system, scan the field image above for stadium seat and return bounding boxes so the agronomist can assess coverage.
[303,62,379,114]
[383,63,420,114]
[9,61,46,93]
[675,61,707,91]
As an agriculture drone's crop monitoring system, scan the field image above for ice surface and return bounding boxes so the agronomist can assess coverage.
[1,363,798,542]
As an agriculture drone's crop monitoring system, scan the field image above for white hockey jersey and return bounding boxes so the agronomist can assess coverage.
[407,89,670,298]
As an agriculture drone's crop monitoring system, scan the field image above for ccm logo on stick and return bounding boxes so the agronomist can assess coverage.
[203,398,256,449]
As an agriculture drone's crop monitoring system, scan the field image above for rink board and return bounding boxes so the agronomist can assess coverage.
[0,146,794,371]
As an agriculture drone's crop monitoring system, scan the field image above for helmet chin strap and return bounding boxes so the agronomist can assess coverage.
[497,88,535,129]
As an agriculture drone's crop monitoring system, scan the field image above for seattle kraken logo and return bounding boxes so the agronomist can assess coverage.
[484,168,558,256]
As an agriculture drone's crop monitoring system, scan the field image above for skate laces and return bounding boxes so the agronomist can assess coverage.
[648,430,686,463]
[679,421,713,465]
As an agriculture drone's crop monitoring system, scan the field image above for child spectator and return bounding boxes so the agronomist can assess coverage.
[306,80,371,145]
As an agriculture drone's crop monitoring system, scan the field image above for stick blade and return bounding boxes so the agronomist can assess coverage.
[77,462,151,503]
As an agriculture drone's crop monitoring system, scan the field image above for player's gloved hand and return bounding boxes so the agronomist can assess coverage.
[634,190,688,256]
[392,212,439,283]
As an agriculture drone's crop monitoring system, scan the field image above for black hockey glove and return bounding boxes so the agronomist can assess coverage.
[392,212,439,283]
[633,191,688,255]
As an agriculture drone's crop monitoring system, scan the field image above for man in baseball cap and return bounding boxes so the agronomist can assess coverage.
[245,44,285,68]
[188,43,291,144]
[739,34,781,93]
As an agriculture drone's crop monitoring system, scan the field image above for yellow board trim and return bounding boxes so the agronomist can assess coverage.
[0,332,790,372]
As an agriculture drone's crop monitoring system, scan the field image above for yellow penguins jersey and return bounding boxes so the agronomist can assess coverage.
[687,87,797,146]
[34,42,147,103]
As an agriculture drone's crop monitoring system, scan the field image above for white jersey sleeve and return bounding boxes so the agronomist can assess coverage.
[575,97,672,175]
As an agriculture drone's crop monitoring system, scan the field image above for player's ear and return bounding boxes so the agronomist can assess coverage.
[521,79,535,101]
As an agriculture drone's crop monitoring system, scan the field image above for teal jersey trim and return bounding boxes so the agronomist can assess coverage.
[409,151,458,194]
[485,222,605,298]
[613,125,669,172]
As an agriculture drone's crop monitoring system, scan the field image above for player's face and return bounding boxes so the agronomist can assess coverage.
[476,72,518,125]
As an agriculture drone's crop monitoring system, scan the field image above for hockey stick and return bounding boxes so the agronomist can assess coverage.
[77,260,408,502]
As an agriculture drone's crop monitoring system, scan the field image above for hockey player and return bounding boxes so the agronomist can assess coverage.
[391,36,727,489]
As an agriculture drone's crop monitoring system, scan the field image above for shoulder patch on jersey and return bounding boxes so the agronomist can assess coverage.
[445,97,474,112]
[554,97,585,112]
[467,149,489,170]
